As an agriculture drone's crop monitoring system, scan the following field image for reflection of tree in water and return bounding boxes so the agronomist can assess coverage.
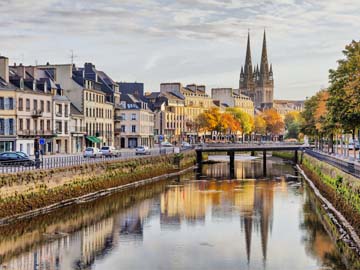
[300,191,347,270]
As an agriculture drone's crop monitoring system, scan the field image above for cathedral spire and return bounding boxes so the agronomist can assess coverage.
[260,30,269,75]
[244,31,252,75]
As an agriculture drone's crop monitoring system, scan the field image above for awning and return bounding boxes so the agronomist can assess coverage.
[86,136,101,143]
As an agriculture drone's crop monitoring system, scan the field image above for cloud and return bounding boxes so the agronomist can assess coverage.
[0,0,359,99]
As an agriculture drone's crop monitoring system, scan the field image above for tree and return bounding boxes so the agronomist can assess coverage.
[284,111,304,139]
[327,40,360,133]
[226,107,254,139]
[254,115,266,135]
[261,109,284,137]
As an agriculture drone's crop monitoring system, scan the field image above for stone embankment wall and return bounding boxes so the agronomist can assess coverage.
[0,151,196,220]
[300,154,360,234]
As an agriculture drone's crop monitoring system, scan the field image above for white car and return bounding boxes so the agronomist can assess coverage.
[181,142,192,149]
[161,141,173,147]
[83,147,102,158]
[100,146,121,157]
[135,146,151,155]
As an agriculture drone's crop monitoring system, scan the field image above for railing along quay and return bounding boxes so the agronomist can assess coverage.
[305,149,360,178]
[0,147,178,174]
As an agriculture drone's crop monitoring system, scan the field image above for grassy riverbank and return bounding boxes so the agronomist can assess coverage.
[0,151,196,220]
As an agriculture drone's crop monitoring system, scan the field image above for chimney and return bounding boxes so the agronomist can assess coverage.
[0,56,9,83]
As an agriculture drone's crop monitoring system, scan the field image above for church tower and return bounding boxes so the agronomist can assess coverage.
[240,30,274,109]
[239,32,256,101]
[255,30,274,108]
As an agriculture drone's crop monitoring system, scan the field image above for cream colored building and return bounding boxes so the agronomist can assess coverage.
[273,99,305,118]
[0,57,17,152]
[211,88,254,116]
[37,64,115,148]
[148,83,219,143]
[116,94,154,148]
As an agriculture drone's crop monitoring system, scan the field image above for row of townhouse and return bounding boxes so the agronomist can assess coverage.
[0,54,255,154]
[0,56,156,155]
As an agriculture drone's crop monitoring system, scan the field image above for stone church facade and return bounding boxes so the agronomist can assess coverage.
[239,31,274,109]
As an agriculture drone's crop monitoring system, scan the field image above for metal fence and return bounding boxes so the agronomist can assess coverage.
[0,147,177,174]
[305,149,360,178]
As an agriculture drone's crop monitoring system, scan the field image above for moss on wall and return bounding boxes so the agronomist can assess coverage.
[0,151,196,219]
[301,154,360,235]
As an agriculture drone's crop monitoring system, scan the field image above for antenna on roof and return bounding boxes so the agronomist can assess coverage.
[70,50,77,64]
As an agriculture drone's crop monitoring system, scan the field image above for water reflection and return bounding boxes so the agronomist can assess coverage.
[0,158,357,270]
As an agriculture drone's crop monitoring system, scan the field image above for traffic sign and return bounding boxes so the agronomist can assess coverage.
[39,138,46,145]
[159,135,164,142]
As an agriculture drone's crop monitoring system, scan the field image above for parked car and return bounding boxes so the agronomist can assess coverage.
[16,151,29,158]
[135,146,151,155]
[83,147,102,158]
[100,146,121,157]
[161,141,173,147]
[0,152,35,166]
[181,142,192,149]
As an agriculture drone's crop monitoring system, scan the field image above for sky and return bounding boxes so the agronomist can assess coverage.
[0,0,360,100]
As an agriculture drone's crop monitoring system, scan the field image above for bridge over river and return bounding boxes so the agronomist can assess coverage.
[195,144,312,178]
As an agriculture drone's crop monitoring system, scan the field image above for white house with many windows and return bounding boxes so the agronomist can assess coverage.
[116,94,154,148]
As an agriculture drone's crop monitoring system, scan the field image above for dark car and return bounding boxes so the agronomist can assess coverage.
[0,152,35,166]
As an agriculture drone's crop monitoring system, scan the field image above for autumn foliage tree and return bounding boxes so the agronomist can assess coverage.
[261,109,284,137]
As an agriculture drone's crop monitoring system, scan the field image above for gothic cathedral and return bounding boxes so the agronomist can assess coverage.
[239,31,274,109]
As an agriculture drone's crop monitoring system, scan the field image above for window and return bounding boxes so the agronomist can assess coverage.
[47,101,51,113]
[40,120,44,131]
[120,125,125,132]
[26,98,30,112]
[33,99,38,110]
[40,100,44,112]
[26,119,30,130]
[46,120,50,131]
[19,119,23,131]
[8,98,14,110]
[121,113,126,121]
[131,125,136,133]
[86,108,88,117]
[65,121,68,134]
[8,119,14,135]
[56,104,62,117]
[56,121,62,133]
[0,97,4,110]
[18,98,23,111]
[34,119,38,132]
[0,119,4,135]
[131,113,136,120]
[64,105,68,117]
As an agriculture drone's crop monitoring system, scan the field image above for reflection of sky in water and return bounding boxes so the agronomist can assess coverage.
[0,159,351,270]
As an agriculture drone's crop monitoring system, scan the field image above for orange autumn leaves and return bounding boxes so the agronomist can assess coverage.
[196,107,284,136]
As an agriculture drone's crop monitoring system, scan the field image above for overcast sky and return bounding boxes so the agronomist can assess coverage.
[0,0,359,100]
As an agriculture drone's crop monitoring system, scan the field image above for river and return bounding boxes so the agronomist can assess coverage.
[0,155,358,269]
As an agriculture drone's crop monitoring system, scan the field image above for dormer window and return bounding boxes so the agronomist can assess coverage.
[20,78,24,90]
[33,80,36,91]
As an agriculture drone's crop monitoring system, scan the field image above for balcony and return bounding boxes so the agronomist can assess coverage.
[56,129,63,134]
[17,130,55,136]
[32,109,43,118]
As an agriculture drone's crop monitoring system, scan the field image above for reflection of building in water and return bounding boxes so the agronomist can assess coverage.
[80,217,114,267]
[3,236,71,270]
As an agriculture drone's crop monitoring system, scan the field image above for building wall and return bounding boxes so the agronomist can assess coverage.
[84,89,114,147]
[0,90,16,152]
[15,90,53,155]
[118,109,154,148]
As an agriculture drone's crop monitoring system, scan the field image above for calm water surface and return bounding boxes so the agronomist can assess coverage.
[0,156,357,270]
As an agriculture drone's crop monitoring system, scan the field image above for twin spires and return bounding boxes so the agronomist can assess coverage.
[240,30,273,84]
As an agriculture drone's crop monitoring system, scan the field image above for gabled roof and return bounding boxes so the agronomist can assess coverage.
[70,102,83,115]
